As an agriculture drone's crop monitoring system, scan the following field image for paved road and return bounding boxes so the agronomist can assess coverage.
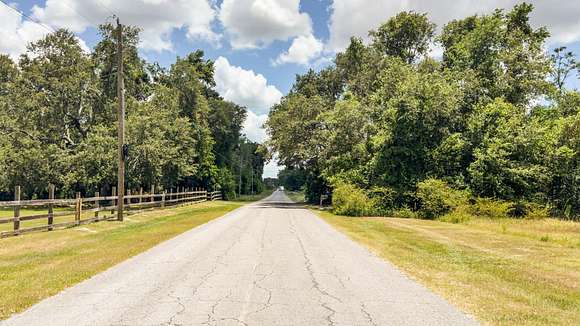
[2,191,477,326]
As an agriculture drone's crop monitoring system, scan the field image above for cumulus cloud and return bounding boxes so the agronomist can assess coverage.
[274,34,324,66]
[263,159,282,178]
[213,56,282,144]
[31,0,219,52]
[0,4,50,60]
[219,0,312,49]
[328,0,580,52]
[214,56,282,115]
[243,110,269,143]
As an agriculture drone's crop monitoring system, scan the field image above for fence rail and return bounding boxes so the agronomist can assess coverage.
[0,185,223,238]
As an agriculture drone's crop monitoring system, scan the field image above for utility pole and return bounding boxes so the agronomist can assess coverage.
[238,153,243,197]
[116,18,125,222]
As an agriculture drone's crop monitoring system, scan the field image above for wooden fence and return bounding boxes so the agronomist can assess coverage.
[0,185,223,238]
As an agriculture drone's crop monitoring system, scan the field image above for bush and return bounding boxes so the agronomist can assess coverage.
[393,206,418,219]
[416,178,467,219]
[506,201,530,218]
[468,197,510,218]
[332,182,373,217]
[367,186,396,216]
[439,208,471,224]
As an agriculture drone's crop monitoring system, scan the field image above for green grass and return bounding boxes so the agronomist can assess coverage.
[285,190,305,203]
[0,201,243,320]
[0,207,87,232]
[232,189,273,202]
[0,207,72,218]
[316,210,580,326]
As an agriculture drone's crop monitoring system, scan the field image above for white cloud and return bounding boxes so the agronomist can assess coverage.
[328,0,580,52]
[219,0,312,49]
[0,4,49,60]
[243,110,268,143]
[274,34,324,66]
[263,159,282,178]
[214,56,282,115]
[31,0,219,52]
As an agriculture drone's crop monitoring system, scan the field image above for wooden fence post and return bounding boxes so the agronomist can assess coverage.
[94,191,100,219]
[48,184,55,231]
[13,186,20,234]
[169,188,173,203]
[75,192,82,225]
[111,187,116,215]
[139,187,143,204]
[162,191,166,208]
[126,189,130,206]
[150,185,155,204]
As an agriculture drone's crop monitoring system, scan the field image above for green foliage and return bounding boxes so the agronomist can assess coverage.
[265,3,577,219]
[370,11,435,64]
[332,182,373,217]
[393,207,418,219]
[468,198,510,219]
[0,27,267,199]
[507,202,529,218]
[367,186,397,216]
[278,168,306,191]
[416,178,468,219]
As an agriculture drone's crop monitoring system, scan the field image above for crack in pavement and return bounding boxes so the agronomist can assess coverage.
[360,303,378,326]
[238,214,274,321]
[289,214,342,326]
[166,292,185,326]
[202,290,233,326]
[3,191,479,326]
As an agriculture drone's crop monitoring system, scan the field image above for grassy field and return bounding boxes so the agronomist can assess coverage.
[0,201,243,320]
[316,211,580,325]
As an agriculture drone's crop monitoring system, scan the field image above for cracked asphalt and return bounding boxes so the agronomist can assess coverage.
[2,191,478,326]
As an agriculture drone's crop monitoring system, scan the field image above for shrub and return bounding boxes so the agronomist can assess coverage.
[468,197,510,218]
[393,206,418,219]
[507,202,528,218]
[439,211,471,224]
[332,182,373,217]
[416,178,468,219]
[367,186,397,216]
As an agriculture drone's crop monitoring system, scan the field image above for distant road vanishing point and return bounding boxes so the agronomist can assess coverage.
[2,191,477,326]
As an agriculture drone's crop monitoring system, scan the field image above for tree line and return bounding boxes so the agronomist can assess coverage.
[0,24,266,200]
[268,4,579,219]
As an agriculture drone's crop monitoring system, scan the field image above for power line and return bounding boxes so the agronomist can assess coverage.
[0,0,55,33]
[94,0,116,18]
[58,1,100,27]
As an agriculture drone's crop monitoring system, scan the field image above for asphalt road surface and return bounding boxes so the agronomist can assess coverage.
[2,191,478,326]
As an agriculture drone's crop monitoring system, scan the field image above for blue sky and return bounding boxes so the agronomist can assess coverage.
[2,1,580,177]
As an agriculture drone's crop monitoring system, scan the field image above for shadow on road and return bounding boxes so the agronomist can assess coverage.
[254,202,305,209]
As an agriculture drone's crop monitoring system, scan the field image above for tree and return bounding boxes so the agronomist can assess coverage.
[551,47,580,92]
[208,98,246,168]
[0,26,268,199]
[369,11,435,64]
[440,3,551,106]
[467,99,549,199]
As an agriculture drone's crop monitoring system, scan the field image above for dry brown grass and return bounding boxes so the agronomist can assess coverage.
[317,211,580,326]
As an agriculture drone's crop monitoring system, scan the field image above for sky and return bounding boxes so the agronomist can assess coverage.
[2,0,580,178]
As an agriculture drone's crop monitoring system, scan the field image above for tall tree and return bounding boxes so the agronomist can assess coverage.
[369,11,435,64]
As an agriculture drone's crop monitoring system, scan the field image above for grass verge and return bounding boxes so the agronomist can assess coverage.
[0,201,243,320]
[285,191,305,203]
[316,210,580,326]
